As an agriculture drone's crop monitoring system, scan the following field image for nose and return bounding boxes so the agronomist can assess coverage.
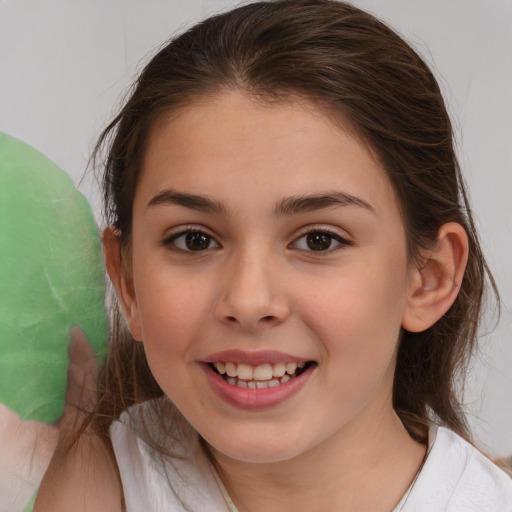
[215,249,290,331]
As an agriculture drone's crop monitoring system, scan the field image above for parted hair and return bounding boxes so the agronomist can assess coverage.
[90,0,498,447]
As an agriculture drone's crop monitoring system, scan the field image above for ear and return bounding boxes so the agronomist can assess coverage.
[102,227,143,341]
[402,222,469,333]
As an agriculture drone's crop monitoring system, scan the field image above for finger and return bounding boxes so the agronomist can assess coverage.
[65,363,86,407]
[67,363,97,406]
[57,366,88,431]
[69,326,96,372]
[56,329,100,431]
[67,328,98,403]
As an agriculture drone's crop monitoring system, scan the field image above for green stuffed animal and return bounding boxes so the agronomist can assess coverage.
[0,132,107,511]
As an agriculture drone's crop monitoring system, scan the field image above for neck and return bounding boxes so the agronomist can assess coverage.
[208,408,427,512]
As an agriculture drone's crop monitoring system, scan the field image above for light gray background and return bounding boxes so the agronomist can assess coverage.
[1,0,511,455]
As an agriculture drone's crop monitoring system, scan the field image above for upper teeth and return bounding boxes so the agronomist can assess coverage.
[214,361,305,381]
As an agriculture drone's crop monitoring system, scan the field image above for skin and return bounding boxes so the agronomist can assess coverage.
[106,91,467,511]
[37,91,468,511]
[34,329,122,512]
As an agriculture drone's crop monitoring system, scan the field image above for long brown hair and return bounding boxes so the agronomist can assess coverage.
[91,0,498,446]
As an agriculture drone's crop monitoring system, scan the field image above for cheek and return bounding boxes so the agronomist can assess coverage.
[134,275,212,398]
[296,266,408,419]
[296,256,409,362]
[133,268,213,354]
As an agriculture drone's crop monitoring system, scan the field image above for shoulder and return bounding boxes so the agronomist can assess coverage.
[401,424,512,512]
[110,399,227,512]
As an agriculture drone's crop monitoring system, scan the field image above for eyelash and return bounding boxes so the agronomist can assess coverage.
[291,228,352,253]
[163,227,220,252]
[163,226,352,253]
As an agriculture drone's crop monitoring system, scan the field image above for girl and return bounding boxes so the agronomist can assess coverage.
[36,1,512,510]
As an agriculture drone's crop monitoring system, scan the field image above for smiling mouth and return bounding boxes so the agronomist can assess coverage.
[209,361,316,389]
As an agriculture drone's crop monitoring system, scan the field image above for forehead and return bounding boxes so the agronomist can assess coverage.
[137,91,399,218]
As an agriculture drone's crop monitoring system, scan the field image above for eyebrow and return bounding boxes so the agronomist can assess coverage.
[146,188,374,216]
[273,192,375,216]
[147,189,228,215]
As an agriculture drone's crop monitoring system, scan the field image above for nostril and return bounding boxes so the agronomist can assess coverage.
[224,314,276,326]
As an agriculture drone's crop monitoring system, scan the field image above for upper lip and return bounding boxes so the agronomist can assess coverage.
[203,349,312,366]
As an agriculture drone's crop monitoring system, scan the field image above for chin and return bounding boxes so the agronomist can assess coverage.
[207,434,307,464]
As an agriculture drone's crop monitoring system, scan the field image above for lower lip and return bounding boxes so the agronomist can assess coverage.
[200,363,314,410]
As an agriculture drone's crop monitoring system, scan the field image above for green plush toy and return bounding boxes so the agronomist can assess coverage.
[0,131,107,421]
[0,132,108,511]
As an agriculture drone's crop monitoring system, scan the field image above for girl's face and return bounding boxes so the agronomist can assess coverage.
[119,91,418,463]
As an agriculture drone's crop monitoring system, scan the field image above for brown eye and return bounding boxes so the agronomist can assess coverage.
[168,230,220,251]
[306,232,333,251]
[185,232,211,250]
[292,230,350,252]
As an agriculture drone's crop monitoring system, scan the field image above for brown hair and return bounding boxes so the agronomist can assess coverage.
[91,0,498,446]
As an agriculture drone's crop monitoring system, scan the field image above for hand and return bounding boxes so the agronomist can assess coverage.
[0,404,58,512]
[34,328,122,512]
[56,326,98,434]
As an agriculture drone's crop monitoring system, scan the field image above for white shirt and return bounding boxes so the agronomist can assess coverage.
[111,402,512,512]
[395,424,512,511]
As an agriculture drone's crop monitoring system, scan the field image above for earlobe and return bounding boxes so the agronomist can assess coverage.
[102,227,143,341]
[402,222,469,333]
